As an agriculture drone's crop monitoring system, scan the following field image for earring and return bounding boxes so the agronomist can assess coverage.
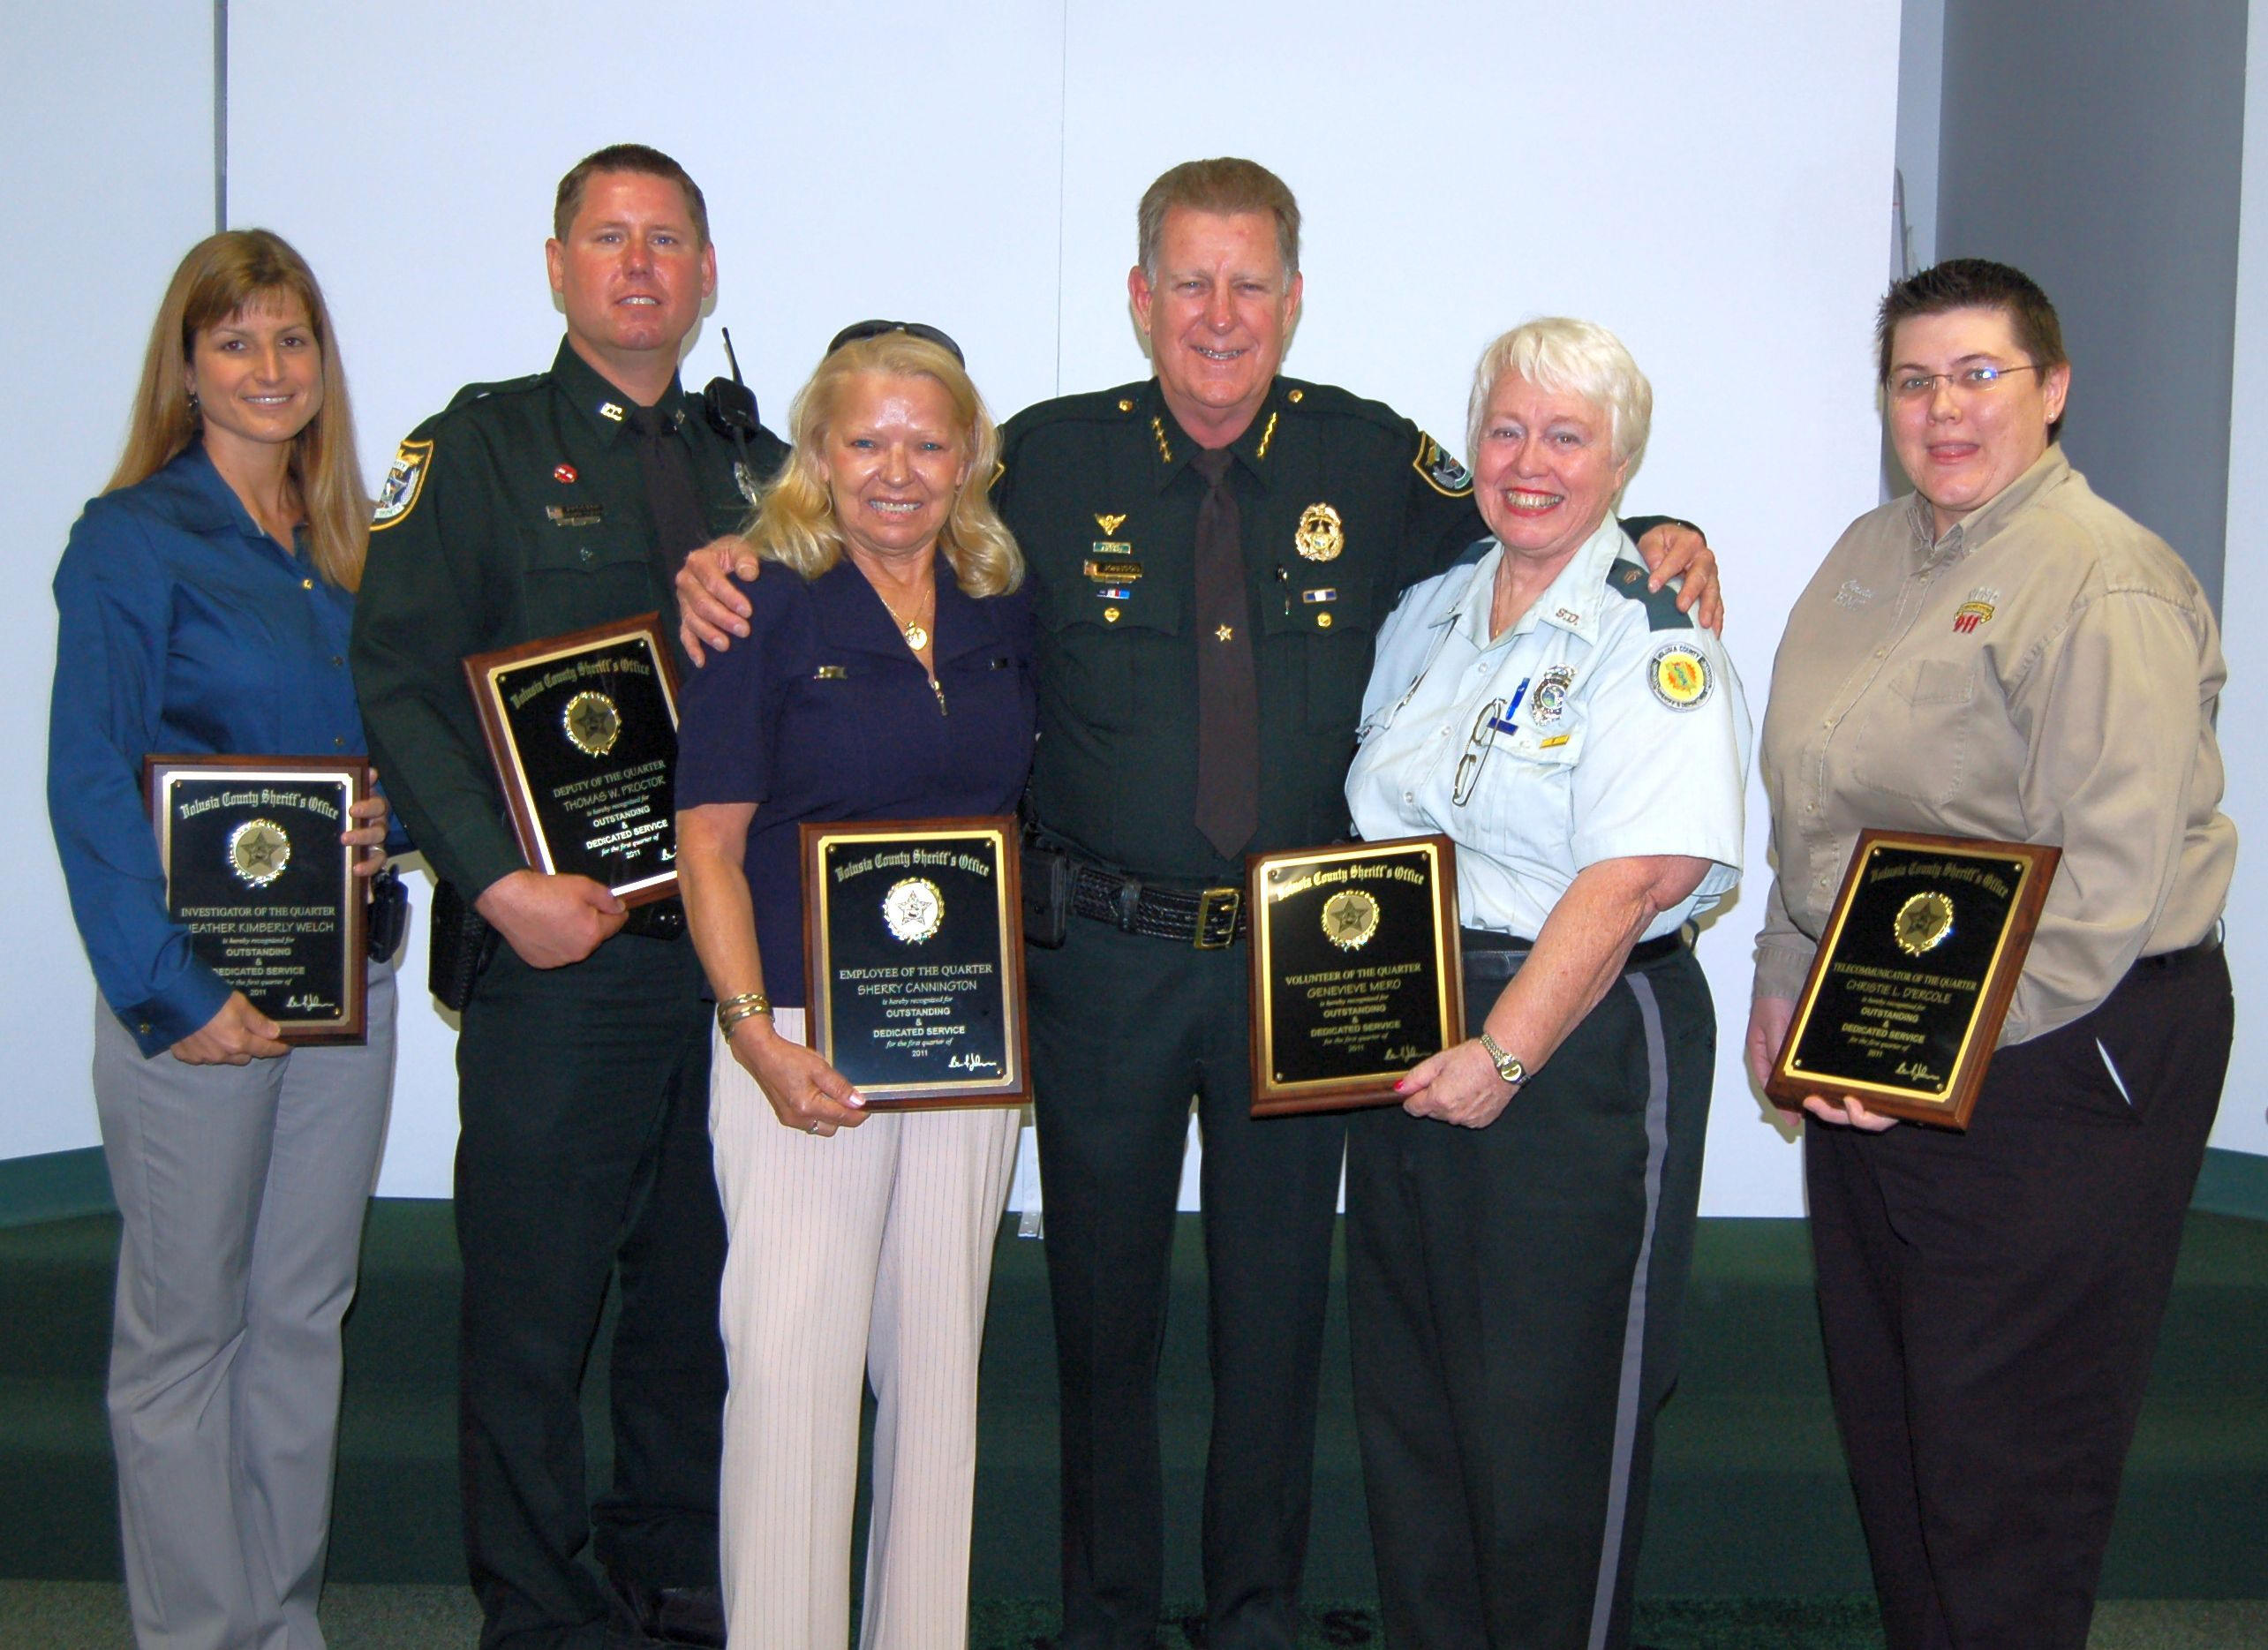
[186,389,200,411]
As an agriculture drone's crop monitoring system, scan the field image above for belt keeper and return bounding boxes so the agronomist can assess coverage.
[1113,876,1144,933]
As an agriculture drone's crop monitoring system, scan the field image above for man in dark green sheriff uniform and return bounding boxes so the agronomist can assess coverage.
[351,145,785,1650]
[677,158,1714,1649]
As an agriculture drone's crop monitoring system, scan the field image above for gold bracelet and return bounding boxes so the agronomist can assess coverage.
[716,991,772,1036]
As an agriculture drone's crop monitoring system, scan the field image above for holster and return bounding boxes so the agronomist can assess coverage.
[428,878,501,1012]
[365,866,410,962]
[1021,833,1070,949]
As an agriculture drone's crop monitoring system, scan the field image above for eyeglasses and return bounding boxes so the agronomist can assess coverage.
[1887,361,2042,402]
[1452,697,1510,806]
[827,319,966,365]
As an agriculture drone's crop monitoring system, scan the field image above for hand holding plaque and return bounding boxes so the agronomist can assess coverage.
[1766,831,2059,1129]
[463,614,682,905]
[145,755,373,1044]
[1248,835,1465,1117]
[800,817,1029,1108]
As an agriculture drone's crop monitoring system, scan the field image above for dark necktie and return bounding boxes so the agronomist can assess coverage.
[1191,447,1259,859]
[626,404,710,591]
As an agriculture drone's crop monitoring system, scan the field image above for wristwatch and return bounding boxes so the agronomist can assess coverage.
[1478,1030,1527,1088]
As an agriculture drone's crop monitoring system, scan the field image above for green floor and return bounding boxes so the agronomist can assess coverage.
[3,1205,2263,1637]
[4,1585,2265,1648]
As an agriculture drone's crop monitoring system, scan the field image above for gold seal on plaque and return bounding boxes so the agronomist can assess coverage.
[883,878,944,945]
[1295,501,1344,561]
[228,819,291,888]
[562,690,621,757]
[1321,888,1380,951]
[1894,890,1955,956]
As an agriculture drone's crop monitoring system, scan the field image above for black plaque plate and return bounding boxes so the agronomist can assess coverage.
[144,755,370,1044]
[1249,835,1464,1116]
[1767,830,2059,1129]
[800,817,1030,1109]
[463,614,681,906]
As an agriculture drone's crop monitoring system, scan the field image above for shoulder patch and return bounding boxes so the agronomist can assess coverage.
[370,438,433,531]
[1413,433,1473,497]
[1648,640,1713,712]
[1605,559,1694,630]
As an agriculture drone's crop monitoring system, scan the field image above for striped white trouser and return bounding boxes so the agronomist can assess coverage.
[709,1011,1021,1650]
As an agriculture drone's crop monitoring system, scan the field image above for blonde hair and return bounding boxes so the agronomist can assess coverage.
[111,230,370,591]
[1466,316,1653,489]
[745,333,1022,597]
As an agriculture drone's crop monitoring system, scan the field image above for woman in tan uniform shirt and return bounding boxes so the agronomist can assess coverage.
[1746,260,2234,1650]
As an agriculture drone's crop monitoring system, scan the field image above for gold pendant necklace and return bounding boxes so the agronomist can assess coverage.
[878,589,932,652]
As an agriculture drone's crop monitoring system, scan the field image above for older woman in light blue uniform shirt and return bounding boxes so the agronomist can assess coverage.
[1341,318,1749,1649]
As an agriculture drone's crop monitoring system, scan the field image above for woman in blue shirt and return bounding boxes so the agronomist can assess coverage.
[674,327,1034,1650]
[46,230,395,1650]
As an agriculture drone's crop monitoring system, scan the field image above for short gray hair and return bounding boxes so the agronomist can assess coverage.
[1466,317,1653,483]
[1136,158,1300,284]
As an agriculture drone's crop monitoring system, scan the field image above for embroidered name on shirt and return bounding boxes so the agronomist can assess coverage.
[1834,579,1874,608]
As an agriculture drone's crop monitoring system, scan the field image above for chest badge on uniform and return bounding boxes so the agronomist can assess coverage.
[563,691,621,757]
[1648,643,1712,712]
[1953,587,2001,634]
[547,503,607,528]
[1295,502,1344,561]
[1322,889,1379,951]
[553,463,578,485]
[1531,665,1576,726]
[1096,513,1126,535]
[370,438,433,531]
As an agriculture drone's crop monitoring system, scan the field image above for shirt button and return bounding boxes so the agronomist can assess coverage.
[334,736,345,748]
[1404,791,1415,803]
[331,655,343,668]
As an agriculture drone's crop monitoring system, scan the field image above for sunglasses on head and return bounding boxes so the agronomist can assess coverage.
[827,319,966,365]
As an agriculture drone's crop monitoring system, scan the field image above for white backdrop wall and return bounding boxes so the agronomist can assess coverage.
[4,4,215,1160]
[18,1,1916,1215]
[2210,0,2268,1161]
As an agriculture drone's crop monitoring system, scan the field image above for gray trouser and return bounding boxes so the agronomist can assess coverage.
[94,968,396,1650]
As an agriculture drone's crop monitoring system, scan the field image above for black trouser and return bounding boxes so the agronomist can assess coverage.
[1346,939,1714,1650]
[455,931,728,1650]
[1030,914,1346,1650]
[1805,944,2231,1650]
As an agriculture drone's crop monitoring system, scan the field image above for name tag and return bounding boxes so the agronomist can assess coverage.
[1084,557,1143,583]
[546,504,607,528]
[813,665,848,681]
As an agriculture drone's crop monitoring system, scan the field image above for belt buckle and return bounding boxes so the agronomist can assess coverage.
[1194,886,1242,949]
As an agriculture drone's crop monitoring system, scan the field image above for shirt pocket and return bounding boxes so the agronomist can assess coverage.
[1262,579,1375,737]
[1850,657,1974,809]
[1458,712,1586,848]
[519,522,656,638]
[1036,569,1186,733]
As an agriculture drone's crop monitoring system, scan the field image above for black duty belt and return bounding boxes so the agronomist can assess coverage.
[620,896,686,941]
[1461,924,1691,978]
[1069,859,1247,949]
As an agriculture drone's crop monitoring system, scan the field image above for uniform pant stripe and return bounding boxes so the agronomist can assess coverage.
[1587,970,1670,1650]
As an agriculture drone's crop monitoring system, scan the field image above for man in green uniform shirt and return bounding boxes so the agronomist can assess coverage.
[351,145,785,1650]
[677,158,1715,1649]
